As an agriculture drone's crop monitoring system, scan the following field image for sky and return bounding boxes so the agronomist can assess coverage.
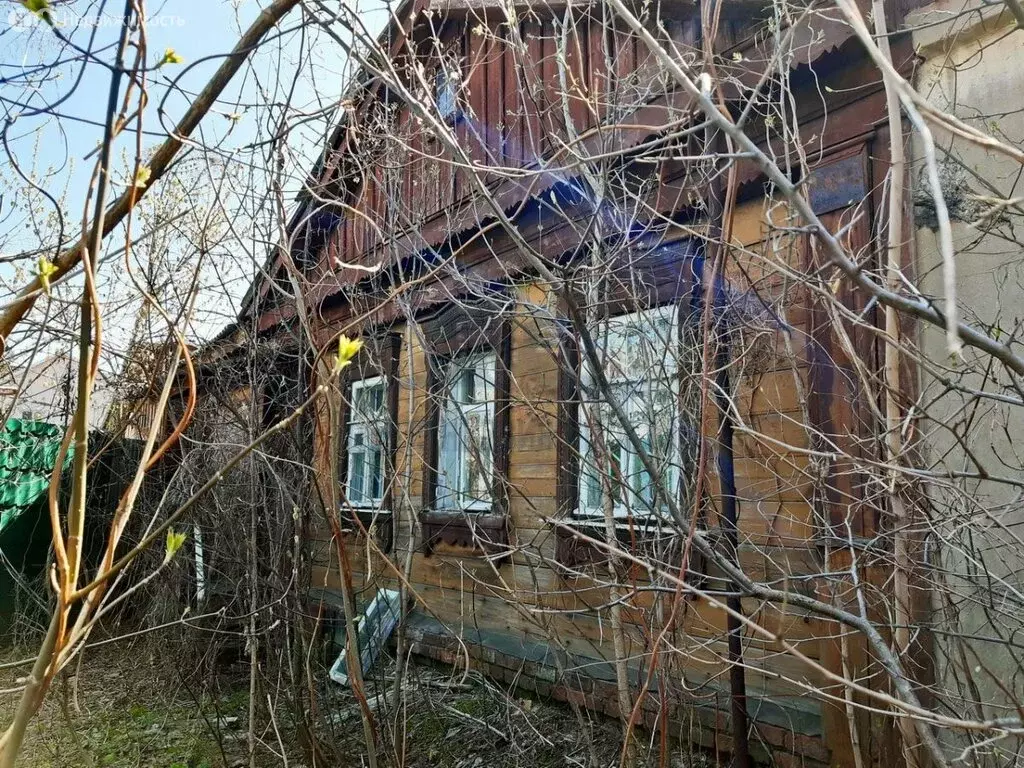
[0,0,388,365]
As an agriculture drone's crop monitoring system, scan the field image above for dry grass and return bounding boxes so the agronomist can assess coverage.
[0,640,255,768]
[1,638,715,768]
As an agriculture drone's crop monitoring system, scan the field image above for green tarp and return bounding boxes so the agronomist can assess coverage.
[0,418,70,534]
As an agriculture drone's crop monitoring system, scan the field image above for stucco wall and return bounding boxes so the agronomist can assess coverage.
[0,352,115,429]
[911,0,1024,744]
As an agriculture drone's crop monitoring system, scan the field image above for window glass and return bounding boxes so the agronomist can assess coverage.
[346,376,388,506]
[436,66,459,122]
[437,352,496,510]
[579,306,681,519]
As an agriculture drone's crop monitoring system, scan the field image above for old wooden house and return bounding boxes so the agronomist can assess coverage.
[193,0,934,765]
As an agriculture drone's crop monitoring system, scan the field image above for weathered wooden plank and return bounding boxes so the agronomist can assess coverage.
[539,20,560,155]
[735,369,810,417]
[501,25,520,168]
[465,22,489,169]
[612,25,636,126]
[520,19,544,164]
[561,11,589,134]
[736,500,817,547]
[484,27,504,171]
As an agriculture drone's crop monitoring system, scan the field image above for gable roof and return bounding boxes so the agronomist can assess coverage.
[225,0,918,342]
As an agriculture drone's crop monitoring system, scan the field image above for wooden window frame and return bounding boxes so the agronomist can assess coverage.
[434,351,498,511]
[436,33,464,127]
[554,240,709,572]
[344,374,389,508]
[576,304,684,521]
[420,302,512,558]
[337,333,401,552]
[435,65,460,124]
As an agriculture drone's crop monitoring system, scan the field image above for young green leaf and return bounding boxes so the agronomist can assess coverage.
[335,335,364,371]
[22,0,53,26]
[159,48,184,66]
[165,529,187,561]
[37,257,58,295]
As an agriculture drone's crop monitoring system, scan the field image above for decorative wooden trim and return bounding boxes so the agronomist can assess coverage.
[491,317,513,517]
[553,519,708,583]
[383,333,402,521]
[419,510,510,558]
[421,355,441,513]
[419,304,514,558]
[336,365,353,495]
[555,322,580,518]
[802,141,880,539]
[598,237,704,318]
[807,152,868,217]
[420,300,509,358]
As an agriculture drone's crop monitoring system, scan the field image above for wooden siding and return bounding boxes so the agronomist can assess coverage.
[268,8,910,766]
[308,12,745,280]
[304,103,892,761]
[310,275,832,709]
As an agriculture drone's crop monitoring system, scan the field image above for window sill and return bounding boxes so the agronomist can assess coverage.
[418,509,509,559]
[340,507,394,553]
[343,504,391,514]
[570,512,678,530]
[554,516,709,581]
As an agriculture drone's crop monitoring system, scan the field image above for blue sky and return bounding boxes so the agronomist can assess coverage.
[2,1,299,243]
[0,0,387,351]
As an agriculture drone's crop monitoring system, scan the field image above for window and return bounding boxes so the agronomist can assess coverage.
[578,306,682,520]
[345,376,388,507]
[419,303,512,557]
[437,352,496,510]
[435,65,459,123]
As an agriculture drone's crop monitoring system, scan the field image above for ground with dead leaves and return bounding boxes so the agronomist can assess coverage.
[1,641,714,767]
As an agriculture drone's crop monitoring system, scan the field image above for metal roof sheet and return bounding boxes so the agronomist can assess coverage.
[0,418,70,534]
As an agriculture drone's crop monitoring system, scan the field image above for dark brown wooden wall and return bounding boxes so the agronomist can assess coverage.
[277,10,911,765]
[313,11,765,277]
[299,71,902,761]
